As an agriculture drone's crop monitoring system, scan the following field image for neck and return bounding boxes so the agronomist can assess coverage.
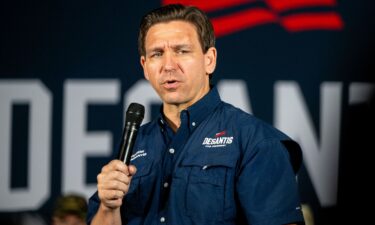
[163,106,181,132]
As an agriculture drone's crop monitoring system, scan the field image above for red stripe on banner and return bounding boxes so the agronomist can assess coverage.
[266,0,336,12]
[212,8,277,37]
[162,0,254,12]
[281,12,344,32]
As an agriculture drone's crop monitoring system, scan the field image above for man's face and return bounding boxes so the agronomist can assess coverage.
[140,21,216,109]
[52,215,85,225]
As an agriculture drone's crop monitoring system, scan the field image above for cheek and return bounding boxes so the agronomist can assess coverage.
[189,60,206,78]
[144,64,158,81]
[182,58,204,73]
[146,72,161,90]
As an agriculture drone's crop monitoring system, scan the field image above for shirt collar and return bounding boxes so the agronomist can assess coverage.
[186,86,221,129]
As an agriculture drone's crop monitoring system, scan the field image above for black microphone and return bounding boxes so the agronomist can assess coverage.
[117,103,145,165]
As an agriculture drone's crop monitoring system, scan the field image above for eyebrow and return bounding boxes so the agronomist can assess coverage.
[172,44,192,50]
[147,44,192,53]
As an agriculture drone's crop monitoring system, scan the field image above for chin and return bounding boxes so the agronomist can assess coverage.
[164,99,183,105]
[161,93,182,103]
[163,97,187,105]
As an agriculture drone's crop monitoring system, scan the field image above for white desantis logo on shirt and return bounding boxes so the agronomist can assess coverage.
[130,150,147,161]
[202,130,234,148]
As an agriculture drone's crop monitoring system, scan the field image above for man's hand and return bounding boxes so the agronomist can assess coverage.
[97,160,137,210]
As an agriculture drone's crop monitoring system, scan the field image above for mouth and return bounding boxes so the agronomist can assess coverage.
[162,79,180,89]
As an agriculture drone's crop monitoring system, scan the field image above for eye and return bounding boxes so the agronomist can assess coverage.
[150,51,162,58]
[176,49,189,55]
[177,49,189,54]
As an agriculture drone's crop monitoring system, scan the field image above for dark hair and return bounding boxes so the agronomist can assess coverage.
[52,194,87,220]
[138,4,215,56]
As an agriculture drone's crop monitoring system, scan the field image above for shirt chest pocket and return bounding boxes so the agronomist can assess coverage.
[123,162,154,217]
[178,152,237,222]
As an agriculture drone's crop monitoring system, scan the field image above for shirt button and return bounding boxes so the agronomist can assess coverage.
[192,122,196,126]
[169,148,175,154]
[160,217,166,223]
[163,182,169,188]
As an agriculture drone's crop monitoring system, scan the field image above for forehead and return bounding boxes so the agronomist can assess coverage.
[145,21,200,48]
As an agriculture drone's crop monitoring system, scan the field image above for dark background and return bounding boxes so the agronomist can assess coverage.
[1,0,374,224]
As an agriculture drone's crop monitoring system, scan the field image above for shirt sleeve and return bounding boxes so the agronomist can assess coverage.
[86,191,100,225]
[236,139,305,225]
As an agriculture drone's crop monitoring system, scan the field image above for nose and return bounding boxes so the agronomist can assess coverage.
[162,51,177,73]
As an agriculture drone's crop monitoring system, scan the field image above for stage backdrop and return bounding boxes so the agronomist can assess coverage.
[1,0,374,224]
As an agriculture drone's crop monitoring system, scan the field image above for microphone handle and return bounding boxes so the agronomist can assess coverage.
[118,122,139,165]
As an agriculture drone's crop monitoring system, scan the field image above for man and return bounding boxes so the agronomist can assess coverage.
[87,4,305,225]
[52,194,87,225]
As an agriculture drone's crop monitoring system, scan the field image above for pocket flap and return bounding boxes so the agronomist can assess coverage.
[132,161,153,179]
[180,150,237,168]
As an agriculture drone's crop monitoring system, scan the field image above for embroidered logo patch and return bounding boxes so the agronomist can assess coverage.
[202,131,233,148]
[215,130,226,137]
[130,150,147,161]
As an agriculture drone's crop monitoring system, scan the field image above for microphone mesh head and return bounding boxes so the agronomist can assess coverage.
[126,102,145,124]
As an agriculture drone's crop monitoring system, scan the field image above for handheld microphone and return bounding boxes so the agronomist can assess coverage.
[117,103,145,165]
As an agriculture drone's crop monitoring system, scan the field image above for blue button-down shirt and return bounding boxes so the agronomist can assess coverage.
[87,87,304,225]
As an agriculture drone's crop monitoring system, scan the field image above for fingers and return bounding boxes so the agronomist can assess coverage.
[128,165,137,176]
[99,197,123,210]
[101,160,130,175]
[97,171,130,196]
[97,160,137,210]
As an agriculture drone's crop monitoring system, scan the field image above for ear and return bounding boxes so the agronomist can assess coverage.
[140,56,149,80]
[204,47,217,75]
